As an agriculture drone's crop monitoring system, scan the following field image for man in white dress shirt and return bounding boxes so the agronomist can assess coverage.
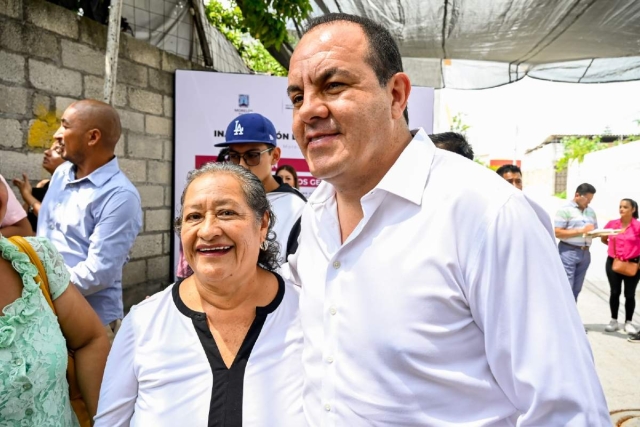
[285,13,610,426]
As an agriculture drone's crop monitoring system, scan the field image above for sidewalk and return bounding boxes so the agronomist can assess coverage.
[532,194,640,418]
[579,241,640,415]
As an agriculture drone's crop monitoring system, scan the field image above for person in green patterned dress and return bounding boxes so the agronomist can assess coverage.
[0,175,109,425]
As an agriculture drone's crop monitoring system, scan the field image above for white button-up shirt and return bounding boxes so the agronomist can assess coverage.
[288,129,609,426]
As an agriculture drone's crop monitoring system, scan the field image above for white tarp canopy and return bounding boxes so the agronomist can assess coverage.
[307,0,640,89]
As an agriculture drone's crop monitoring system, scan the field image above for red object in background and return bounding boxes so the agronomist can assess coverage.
[489,159,521,168]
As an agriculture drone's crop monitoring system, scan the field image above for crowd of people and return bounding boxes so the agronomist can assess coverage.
[0,10,637,427]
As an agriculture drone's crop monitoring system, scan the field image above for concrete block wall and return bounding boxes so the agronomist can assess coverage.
[0,0,214,309]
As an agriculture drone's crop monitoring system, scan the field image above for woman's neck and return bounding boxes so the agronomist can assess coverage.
[621,217,633,227]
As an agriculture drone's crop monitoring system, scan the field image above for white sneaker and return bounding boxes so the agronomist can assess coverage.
[604,319,619,332]
[624,322,638,334]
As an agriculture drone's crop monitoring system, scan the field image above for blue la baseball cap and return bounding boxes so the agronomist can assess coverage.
[214,113,277,147]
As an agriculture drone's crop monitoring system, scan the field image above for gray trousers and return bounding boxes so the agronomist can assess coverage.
[558,242,591,300]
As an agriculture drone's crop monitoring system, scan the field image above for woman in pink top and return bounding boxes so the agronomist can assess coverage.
[601,198,640,335]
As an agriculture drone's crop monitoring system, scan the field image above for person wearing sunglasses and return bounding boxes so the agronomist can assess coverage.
[214,113,306,264]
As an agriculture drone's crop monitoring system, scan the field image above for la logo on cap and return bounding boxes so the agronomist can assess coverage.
[233,120,244,136]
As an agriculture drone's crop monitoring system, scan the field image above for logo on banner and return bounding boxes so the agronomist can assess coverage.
[233,120,244,135]
[238,94,249,107]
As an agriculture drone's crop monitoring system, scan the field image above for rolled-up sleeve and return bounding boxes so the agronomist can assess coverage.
[70,189,142,295]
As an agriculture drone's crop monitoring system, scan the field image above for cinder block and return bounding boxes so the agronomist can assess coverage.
[122,259,146,286]
[22,23,60,61]
[148,68,173,95]
[145,115,171,136]
[0,50,25,84]
[163,139,173,161]
[118,59,147,88]
[32,93,50,116]
[161,51,191,73]
[117,109,145,133]
[25,0,78,39]
[118,157,147,183]
[61,40,104,76]
[0,84,28,114]
[163,95,173,117]
[84,75,126,107]
[127,132,164,159]
[146,255,170,280]
[0,150,44,181]
[128,88,162,115]
[137,184,165,208]
[162,232,171,254]
[115,132,125,157]
[55,96,77,118]
[0,20,24,52]
[29,59,82,97]
[0,118,23,148]
[145,208,171,232]
[165,185,174,207]
[123,35,161,69]
[131,233,163,259]
[0,0,22,19]
[147,160,171,184]
[78,17,107,49]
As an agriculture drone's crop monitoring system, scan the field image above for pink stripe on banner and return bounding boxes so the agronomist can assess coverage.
[194,156,320,188]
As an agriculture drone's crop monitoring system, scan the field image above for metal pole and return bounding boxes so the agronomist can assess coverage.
[104,0,124,105]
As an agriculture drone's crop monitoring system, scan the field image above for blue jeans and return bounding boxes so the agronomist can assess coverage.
[558,242,591,301]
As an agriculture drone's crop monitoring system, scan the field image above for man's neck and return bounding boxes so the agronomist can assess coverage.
[263,175,280,193]
[73,155,114,180]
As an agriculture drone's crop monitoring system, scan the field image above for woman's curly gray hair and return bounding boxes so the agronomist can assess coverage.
[174,163,281,271]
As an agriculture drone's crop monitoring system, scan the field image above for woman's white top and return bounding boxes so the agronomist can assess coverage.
[94,273,304,427]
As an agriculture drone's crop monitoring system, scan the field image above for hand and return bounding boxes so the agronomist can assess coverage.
[12,173,32,198]
[582,224,595,233]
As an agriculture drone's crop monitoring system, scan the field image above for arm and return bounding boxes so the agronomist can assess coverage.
[53,282,110,419]
[94,314,138,426]
[554,224,594,239]
[70,191,142,296]
[601,236,609,245]
[467,197,610,425]
[0,217,35,237]
[12,174,42,215]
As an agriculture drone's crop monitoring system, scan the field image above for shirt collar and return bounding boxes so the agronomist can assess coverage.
[64,157,120,188]
[308,129,434,207]
[375,128,433,206]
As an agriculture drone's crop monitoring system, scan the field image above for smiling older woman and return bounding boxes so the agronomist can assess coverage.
[94,163,304,426]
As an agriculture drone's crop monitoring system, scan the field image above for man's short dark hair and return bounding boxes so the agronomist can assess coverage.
[495,164,522,177]
[430,132,474,160]
[575,183,596,195]
[304,13,408,124]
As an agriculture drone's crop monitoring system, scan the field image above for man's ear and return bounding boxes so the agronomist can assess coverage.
[388,72,411,121]
[271,146,281,165]
[86,128,102,148]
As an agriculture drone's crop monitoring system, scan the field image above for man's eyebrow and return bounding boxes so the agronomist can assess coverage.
[287,84,302,96]
[286,68,356,96]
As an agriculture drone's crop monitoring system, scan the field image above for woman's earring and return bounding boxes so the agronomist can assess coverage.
[260,240,269,251]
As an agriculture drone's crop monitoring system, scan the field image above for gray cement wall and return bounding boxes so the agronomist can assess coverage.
[0,0,215,309]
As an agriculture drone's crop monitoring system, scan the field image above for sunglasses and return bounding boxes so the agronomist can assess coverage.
[225,148,274,166]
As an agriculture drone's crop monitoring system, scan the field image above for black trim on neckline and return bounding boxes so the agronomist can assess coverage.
[171,273,285,319]
[171,273,286,427]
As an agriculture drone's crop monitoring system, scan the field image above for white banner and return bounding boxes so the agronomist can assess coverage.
[173,71,434,269]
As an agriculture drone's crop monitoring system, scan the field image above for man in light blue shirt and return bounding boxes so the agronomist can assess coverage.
[38,100,142,336]
[554,183,598,301]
